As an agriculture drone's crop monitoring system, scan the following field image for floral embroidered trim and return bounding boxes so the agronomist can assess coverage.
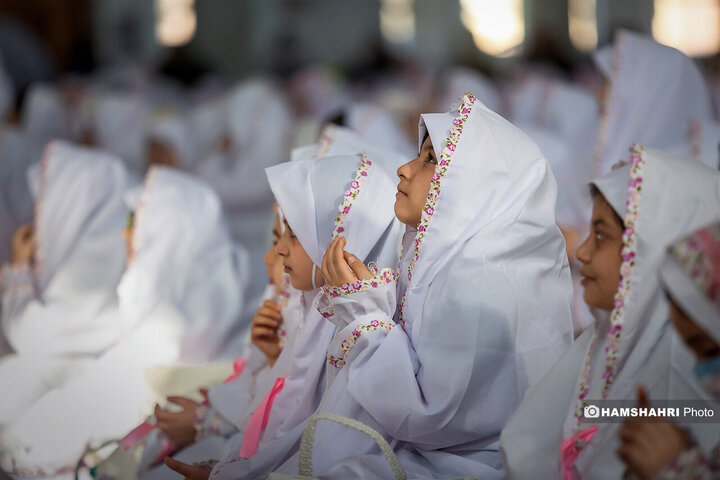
[314,124,336,158]
[572,143,647,428]
[667,223,720,312]
[276,274,292,348]
[332,153,372,238]
[397,92,476,327]
[322,267,396,299]
[327,319,394,368]
[315,267,397,319]
[130,167,159,261]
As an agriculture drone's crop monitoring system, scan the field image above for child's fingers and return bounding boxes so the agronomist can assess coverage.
[256,306,282,321]
[252,315,280,328]
[344,252,373,280]
[321,241,333,284]
[252,326,278,338]
[325,238,341,282]
[262,300,282,312]
[164,457,206,478]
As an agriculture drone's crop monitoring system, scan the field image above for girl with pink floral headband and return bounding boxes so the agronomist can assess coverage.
[266,93,573,479]
[617,222,720,479]
[502,147,720,479]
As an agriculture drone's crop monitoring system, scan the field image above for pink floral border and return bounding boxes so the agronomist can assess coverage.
[327,319,394,368]
[572,143,647,428]
[397,92,476,327]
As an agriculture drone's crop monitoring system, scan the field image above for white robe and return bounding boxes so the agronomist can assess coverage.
[272,94,574,479]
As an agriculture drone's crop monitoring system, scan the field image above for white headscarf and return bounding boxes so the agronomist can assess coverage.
[501,146,720,479]
[5,140,129,355]
[593,30,713,176]
[209,153,402,479]
[118,166,248,361]
[660,222,720,344]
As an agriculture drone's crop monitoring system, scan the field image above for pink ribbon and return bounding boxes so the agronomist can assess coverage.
[121,420,177,462]
[238,376,287,458]
[223,356,246,384]
[120,421,155,450]
[559,426,599,480]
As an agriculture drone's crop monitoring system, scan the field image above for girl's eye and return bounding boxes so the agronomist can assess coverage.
[594,232,605,241]
[426,155,437,165]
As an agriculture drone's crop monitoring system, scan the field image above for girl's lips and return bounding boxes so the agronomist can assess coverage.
[284,266,292,273]
[580,276,594,286]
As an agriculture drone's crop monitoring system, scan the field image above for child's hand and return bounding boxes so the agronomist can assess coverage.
[164,457,211,480]
[616,387,688,480]
[251,300,282,365]
[155,397,199,448]
[321,237,372,287]
[11,224,35,265]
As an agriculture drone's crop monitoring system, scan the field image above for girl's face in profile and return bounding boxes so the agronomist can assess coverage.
[275,219,323,291]
[394,135,437,227]
[263,214,285,290]
[576,194,624,311]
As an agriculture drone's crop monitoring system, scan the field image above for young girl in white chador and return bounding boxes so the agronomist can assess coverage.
[269,92,574,479]
[0,141,130,424]
[501,146,720,479]
[167,151,403,480]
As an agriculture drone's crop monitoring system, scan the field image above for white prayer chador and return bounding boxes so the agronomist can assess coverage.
[271,93,574,479]
[0,167,248,475]
[593,30,713,176]
[119,166,248,361]
[0,141,129,424]
[209,152,403,479]
[196,79,294,326]
[501,147,720,480]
